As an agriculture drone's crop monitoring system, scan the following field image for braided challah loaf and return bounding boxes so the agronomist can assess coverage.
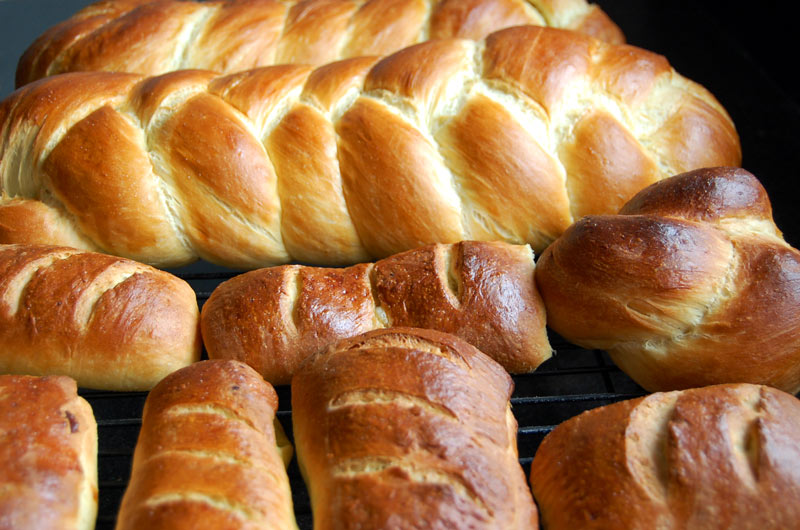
[16,0,623,86]
[0,244,201,390]
[536,167,800,393]
[530,383,800,529]
[0,26,741,269]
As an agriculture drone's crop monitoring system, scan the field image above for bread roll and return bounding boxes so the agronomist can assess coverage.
[530,383,800,529]
[16,0,623,86]
[0,374,97,530]
[202,241,550,384]
[292,327,538,529]
[0,26,740,269]
[115,359,296,530]
[535,167,800,393]
[0,243,201,390]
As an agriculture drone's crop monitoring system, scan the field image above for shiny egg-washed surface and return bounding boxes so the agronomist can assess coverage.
[83,324,647,529]
[3,1,800,528]
[15,0,624,85]
[0,26,738,269]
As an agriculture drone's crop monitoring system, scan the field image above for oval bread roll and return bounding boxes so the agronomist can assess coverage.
[0,26,740,268]
[16,0,624,86]
[292,327,538,529]
[0,374,97,530]
[530,383,800,529]
[0,244,201,390]
[115,359,297,530]
[202,241,551,384]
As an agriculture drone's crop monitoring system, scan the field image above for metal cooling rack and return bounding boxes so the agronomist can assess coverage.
[81,265,648,529]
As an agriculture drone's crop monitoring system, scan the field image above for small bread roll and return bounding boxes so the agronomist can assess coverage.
[292,327,538,529]
[0,243,201,390]
[0,374,98,530]
[202,241,551,384]
[115,359,297,530]
[530,383,800,529]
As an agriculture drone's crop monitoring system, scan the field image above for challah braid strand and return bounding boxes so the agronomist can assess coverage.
[16,0,624,86]
[0,26,741,269]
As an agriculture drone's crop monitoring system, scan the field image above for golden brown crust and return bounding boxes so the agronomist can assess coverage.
[0,374,97,530]
[1,27,739,268]
[201,241,551,384]
[16,0,624,86]
[530,384,800,529]
[0,243,201,390]
[536,167,800,393]
[559,110,661,215]
[568,4,625,43]
[0,197,98,251]
[292,327,538,529]
[116,359,297,530]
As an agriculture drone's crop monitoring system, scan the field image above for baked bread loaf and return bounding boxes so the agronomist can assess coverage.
[0,374,97,530]
[536,167,800,393]
[201,241,550,384]
[0,243,201,390]
[292,327,537,529]
[0,26,741,269]
[115,359,296,530]
[16,0,624,86]
[530,383,800,529]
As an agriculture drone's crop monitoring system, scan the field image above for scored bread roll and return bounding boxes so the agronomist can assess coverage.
[0,244,201,390]
[535,167,800,393]
[0,26,740,269]
[115,359,297,530]
[0,374,97,530]
[292,327,538,529]
[530,383,800,529]
[16,0,623,86]
[201,241,551,385]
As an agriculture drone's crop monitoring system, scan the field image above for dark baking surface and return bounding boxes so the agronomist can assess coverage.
[1,1,799,529]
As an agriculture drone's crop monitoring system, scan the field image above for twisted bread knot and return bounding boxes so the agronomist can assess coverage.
[16,0,624,86]
[536,167,800,393]
[0,26,740,269]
